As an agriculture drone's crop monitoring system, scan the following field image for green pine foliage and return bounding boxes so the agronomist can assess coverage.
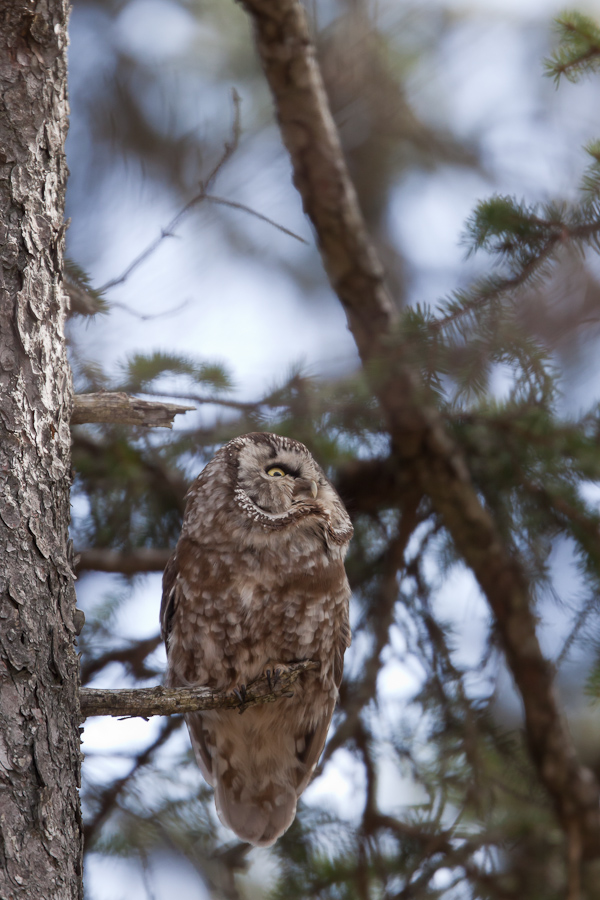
[65,258,109,316]
[119,351,233,394]
[545,11,600,83]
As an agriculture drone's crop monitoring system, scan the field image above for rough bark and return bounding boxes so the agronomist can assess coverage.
[237,0,600,862]
[0,3,83,898]
[72,392,194,428]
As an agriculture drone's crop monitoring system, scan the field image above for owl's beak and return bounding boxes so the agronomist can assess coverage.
[293,478,318,499]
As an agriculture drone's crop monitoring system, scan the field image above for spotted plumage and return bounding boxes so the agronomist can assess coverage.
[160,432,352,846]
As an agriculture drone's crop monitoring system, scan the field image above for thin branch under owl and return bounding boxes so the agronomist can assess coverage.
[79,660,318,718]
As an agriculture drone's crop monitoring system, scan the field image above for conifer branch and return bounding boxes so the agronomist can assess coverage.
[320,498,423,769]
[79,660,318,718]
[72,432,189,514]
[546,12,600,83]
[238,0,600,859]
[432,234,561,334]
[433,202,600,336]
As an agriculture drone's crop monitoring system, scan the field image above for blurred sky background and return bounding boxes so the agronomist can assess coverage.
[66,0,600,896]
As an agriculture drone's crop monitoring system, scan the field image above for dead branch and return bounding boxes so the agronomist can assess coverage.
[237,0,600,858]
[72,392,194,428]
[75,547,171,576]
[79,660,318,718]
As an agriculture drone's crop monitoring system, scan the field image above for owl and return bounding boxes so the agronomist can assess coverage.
[160,432,353,847]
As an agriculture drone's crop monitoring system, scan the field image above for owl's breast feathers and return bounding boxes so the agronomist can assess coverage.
[162,512,351,693]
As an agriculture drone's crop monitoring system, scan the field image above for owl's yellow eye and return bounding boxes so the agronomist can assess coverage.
[267,467,286,477]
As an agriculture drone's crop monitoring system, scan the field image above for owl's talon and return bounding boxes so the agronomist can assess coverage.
[232,684,247,712]
[263,663,290,691]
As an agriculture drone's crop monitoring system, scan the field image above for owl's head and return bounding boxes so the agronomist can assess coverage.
[226,432,353,545]
[233,433,324,514]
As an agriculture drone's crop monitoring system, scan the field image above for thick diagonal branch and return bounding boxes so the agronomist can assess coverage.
[79,660,317,718]
[237,0,600,858]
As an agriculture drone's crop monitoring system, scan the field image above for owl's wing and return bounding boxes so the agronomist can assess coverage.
[334,615,351,689]
[294,705,335,796]
[161,549,217,786]
[295,617,351,795]
[160,552,178,646]
[185,712,217,788]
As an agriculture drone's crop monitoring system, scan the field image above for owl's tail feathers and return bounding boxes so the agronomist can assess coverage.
[215,777,297,847]
[186,711,299,847]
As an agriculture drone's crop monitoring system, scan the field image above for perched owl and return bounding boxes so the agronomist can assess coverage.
[160,432,353,846]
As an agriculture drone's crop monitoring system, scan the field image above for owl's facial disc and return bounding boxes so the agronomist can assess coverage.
[236,440,321,516]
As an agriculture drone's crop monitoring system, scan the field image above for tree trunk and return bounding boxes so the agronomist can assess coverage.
[0,3,83,898]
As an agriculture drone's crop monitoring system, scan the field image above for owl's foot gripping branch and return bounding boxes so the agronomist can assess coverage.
[78,659,318,719]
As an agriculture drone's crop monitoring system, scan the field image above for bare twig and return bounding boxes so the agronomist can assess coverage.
[96,90,305,299]
[79,660,318,718]
[237,0,600,859]
[109,298,191,321]
[144,388,259,413]
[202,88,243,188]
[72,392,194,428]
[204,194,308,243]
[97,90,242,295]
